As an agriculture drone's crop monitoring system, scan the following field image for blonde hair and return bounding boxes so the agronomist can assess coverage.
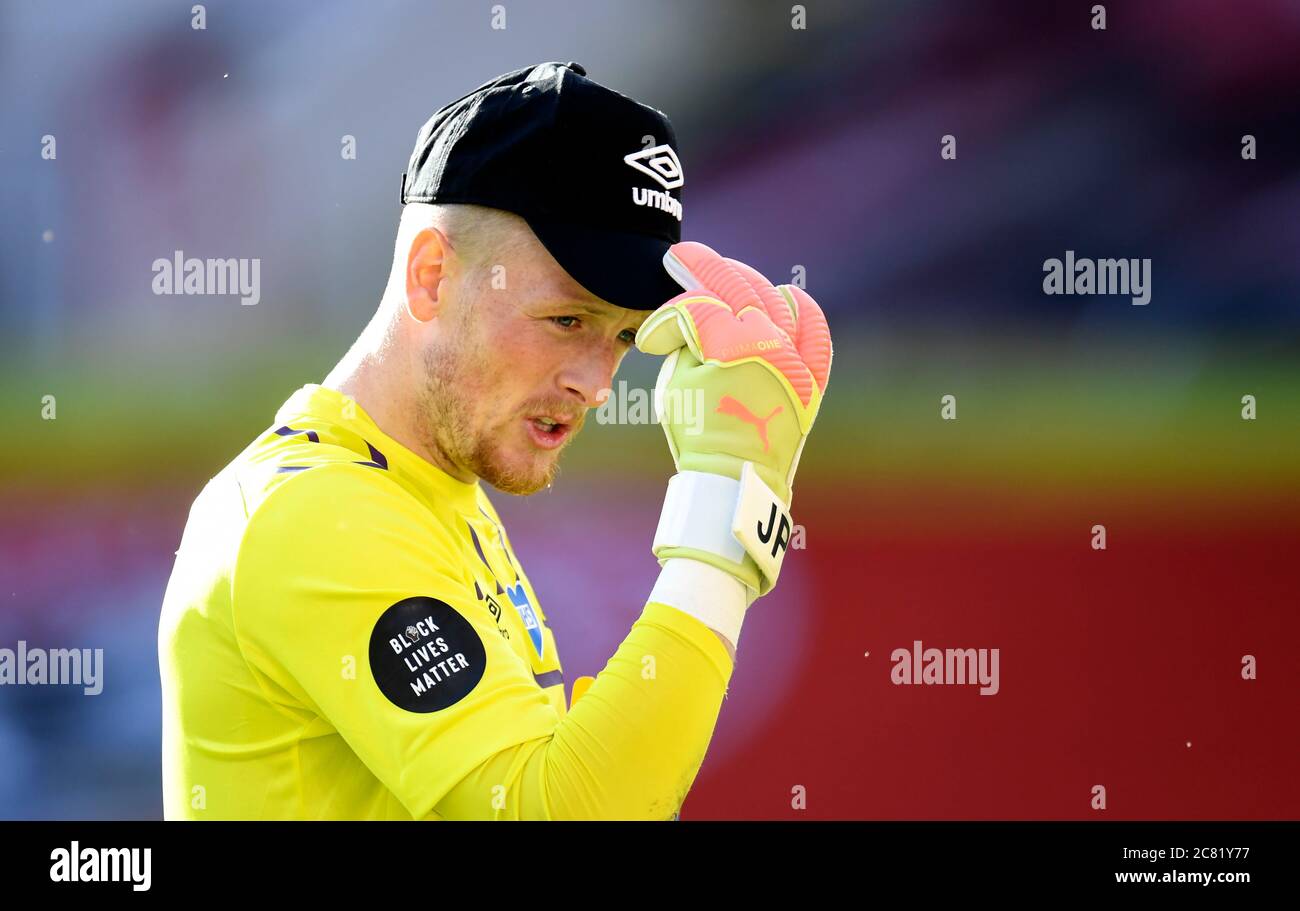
[388,202,533,292]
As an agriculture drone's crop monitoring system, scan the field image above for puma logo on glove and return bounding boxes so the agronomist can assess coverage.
[716,396,783,452]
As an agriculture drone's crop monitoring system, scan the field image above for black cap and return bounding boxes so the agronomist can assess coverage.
[401,61,685,311]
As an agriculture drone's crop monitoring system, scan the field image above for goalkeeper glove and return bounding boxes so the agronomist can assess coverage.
[637,242,832,645]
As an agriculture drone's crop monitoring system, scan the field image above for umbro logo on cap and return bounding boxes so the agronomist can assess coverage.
[624,144,684,190]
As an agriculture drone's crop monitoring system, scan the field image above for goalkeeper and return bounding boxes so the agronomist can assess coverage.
[158,61,831,820]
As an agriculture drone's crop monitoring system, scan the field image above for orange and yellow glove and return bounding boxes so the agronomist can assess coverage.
[637,242,832,644]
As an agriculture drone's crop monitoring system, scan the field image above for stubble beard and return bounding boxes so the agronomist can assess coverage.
[417,333,562,497]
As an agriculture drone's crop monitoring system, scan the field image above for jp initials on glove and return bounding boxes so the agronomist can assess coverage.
[637,241,832,610]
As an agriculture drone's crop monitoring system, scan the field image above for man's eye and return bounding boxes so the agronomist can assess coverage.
[619,329,637,345]
[552,316,581,329]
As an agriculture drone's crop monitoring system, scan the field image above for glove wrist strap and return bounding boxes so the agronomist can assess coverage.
[652,464,793,598]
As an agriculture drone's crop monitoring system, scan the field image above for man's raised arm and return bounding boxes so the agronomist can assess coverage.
[434,243,833,819]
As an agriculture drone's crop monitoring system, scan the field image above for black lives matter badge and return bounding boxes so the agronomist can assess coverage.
[369,596,487,712]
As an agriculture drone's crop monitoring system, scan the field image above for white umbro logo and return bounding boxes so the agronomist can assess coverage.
[623,144,684,190]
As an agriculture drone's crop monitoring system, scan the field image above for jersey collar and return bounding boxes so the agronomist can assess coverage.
[282,384,482,515]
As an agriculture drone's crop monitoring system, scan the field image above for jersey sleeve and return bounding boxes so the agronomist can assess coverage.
[430,600,735,820]
[231,462,560,819]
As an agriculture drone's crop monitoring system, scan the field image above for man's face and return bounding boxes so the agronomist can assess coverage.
[417,235,648,495]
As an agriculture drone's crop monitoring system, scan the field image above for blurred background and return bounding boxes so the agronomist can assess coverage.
[1,0,1298,819]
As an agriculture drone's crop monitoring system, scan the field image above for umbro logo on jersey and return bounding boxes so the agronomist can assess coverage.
[478,585,511,641]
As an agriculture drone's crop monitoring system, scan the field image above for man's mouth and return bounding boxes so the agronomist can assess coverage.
[524,415,574,450]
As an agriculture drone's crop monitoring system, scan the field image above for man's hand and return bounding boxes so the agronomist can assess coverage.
[637,242,832,624]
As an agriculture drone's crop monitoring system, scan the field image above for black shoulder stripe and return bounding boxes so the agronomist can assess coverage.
[466,520,492,574]
[275,424,320,443]
[353,440,388,470]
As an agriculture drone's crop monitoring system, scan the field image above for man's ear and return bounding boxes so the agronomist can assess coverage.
[405,227,450,322]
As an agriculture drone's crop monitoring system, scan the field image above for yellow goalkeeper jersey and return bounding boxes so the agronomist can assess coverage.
[158,384,733,820]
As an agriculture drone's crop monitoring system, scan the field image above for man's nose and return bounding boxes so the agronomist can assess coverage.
[558,343,621,409]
